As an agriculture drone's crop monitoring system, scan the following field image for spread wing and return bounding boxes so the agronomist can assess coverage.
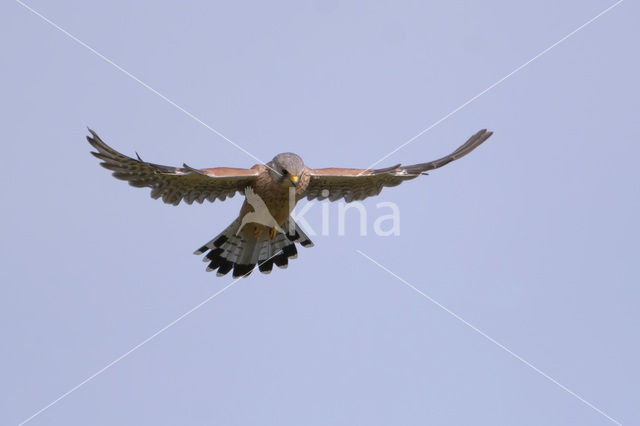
[87,129,262,205]
[304,129,492,202]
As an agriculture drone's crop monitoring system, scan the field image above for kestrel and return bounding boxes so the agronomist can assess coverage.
[88,128,492,278]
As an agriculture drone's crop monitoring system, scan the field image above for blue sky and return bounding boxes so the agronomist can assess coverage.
[1,1,638,425]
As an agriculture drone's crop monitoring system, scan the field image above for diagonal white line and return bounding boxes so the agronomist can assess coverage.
[17,245,285,426]
[18,244,284,425]
[363,0,624,171]
[14,0,278,173]
[17,280,239,426]
[356,250,622,426]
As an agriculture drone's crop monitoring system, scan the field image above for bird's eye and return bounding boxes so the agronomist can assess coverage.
[282,169,289,175]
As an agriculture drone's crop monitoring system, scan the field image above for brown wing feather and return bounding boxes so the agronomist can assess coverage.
[87,129,261,205]
[305,129,492,202]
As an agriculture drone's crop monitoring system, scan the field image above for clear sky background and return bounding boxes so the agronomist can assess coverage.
[1,1,639,425]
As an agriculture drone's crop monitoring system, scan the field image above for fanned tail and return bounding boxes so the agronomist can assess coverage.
[194,217,314,278]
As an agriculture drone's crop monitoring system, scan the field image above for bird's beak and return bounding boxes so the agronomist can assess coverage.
[290,175,300,186]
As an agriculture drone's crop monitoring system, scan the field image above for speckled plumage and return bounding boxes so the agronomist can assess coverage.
[88,128,493,278]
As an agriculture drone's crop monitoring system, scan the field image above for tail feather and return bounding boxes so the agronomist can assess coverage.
[284,217,314,247]
[194,217,314,278]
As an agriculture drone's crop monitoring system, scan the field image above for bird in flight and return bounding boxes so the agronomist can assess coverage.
[88,128,492,278]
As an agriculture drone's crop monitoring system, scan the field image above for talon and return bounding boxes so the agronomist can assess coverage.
[270,227,277,240]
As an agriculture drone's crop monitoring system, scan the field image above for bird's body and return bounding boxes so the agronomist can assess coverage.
[88,129,493,278]
[236,186,284,238]
[240,158,310,233]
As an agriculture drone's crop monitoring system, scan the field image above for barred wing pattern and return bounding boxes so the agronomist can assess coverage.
[87,129,261,205]
[304,129,493,203]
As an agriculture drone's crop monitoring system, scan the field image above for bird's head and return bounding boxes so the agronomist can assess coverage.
[268,152,305,186]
